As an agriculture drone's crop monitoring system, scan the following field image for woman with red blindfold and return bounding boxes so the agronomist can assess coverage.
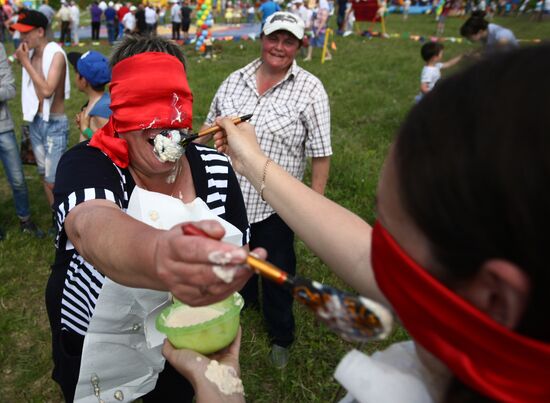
[46,36,258,402]
[164,45,550,402]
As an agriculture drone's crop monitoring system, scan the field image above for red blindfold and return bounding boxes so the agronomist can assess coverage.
[89,52,193,168]
[371,221,550,402]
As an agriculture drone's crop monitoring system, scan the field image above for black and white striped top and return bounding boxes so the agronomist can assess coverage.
[50,142,250,337]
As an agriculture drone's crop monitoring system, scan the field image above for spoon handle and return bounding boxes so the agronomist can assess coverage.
[195,114,253,139]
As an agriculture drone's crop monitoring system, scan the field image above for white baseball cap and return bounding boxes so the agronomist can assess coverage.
[262,12,304,40]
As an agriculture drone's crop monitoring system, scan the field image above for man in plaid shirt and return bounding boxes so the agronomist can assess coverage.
[204,11,332,368]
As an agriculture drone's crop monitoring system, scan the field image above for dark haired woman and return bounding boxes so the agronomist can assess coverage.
[164,44,550,402]
[460,11,518,53]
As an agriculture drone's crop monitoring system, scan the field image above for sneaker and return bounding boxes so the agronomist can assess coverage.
[20,220,45,239]
[269,344,290,369]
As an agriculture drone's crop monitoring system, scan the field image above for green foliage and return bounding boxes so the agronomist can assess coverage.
[0,15,548,401]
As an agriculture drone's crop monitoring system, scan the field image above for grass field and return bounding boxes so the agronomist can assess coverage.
[0,14,548,402]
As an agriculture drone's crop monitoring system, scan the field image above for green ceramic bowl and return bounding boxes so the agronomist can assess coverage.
[156,292,244,354]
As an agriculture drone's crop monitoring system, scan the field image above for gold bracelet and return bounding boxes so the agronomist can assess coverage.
[260,158,272,201]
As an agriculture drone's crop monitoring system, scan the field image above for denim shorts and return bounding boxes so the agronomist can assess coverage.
[311,31,326,48]
[29,113,69,184]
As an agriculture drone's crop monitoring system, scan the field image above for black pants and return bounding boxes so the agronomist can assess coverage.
[91,21,100,40]
[241,213,296,347]
[172,22,180,40]
[46,267,194,402]
[337,0,347,30]
[60,21,71,44]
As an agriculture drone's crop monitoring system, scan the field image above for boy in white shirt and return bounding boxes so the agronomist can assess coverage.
[12,9,70,209]
[416,42,462,102]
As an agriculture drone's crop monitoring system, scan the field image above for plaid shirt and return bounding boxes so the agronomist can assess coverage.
[206,58,332,224]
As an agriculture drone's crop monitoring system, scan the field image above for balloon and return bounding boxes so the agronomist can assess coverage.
[201,4,207,10]
[200,45,206,52]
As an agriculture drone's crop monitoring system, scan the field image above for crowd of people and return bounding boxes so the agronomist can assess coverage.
[0,2,548,403]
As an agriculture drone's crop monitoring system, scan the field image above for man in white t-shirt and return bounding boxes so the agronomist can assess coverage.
[415,42,462,102]
[12,10,70,210]
[122,5,136,33]
[144,4,157,35]
[70,1,80,45]
[171,1,182,40]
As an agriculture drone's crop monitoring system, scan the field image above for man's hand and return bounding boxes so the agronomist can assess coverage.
[14,42,30,65]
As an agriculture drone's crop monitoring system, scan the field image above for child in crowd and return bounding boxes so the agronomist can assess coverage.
[342,1,355,36]
[415,41,462,102]
[304,0,331,61]
[67,50,112,141]
[435,0,451,36]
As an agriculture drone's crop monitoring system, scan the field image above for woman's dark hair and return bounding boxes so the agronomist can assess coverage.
[394,43,550,399]
[396,43,550,340]
[460,10,489,38]
[110,35,187,69]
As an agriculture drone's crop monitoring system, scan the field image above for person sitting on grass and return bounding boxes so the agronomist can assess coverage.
[460,10,518,54]
[415,41,462,102]
[67,50,112,142]
[165,44,550,403]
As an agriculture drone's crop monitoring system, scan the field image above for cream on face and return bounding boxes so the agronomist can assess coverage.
[153,130,183,162]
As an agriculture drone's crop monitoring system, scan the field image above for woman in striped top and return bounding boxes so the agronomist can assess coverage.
[46,36,255,402]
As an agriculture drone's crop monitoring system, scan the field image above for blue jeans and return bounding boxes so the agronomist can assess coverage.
[0,129,31,219]
[106,21,116,44]
[29,113,69,184]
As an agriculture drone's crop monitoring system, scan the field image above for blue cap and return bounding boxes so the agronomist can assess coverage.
[69,51,111,87]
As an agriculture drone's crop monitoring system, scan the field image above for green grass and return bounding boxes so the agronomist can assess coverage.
[0,15,548,402]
